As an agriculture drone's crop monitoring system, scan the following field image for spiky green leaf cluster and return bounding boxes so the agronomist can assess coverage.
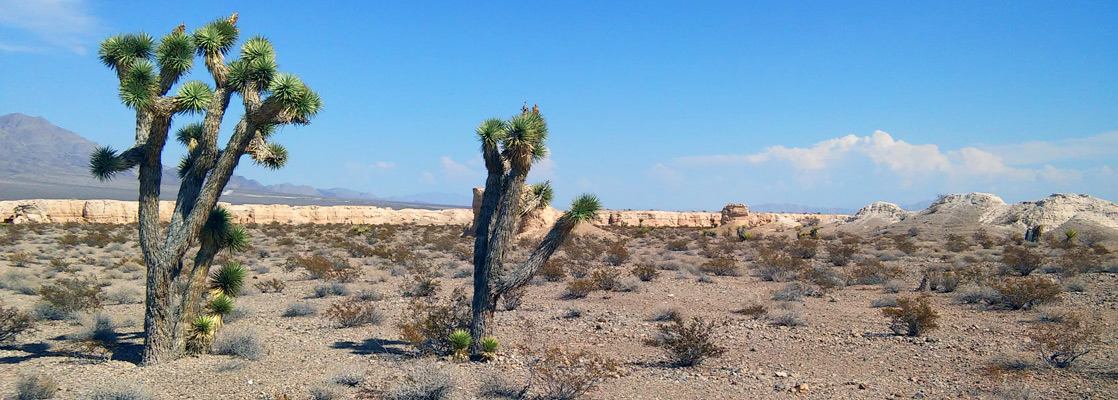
[192,18,238,56]
[227,36,277,90]
[176,123,204,149]
[175,81,213,113]
[476,118,507,148]
[155,31,195,77]
[480,336,499,354]
[566,194,602,224]
[258,143,288,169]
[449,329,471,351]
[206,294,235,316]
[190,315,218,336]
[98,33,154,71]
[530,181,554,208]
[89,146,125,181]
[210,262,247,298]
[119,60,158,109]
[502,112,549,162]
[268,73,322,123]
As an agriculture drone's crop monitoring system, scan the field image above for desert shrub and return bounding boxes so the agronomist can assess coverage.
[523,346,619,399]
[881,279,904,293]
[401,263,442,298]
[398,287,471,355]
[732,303,768,319]
[589,267,621,291]
[973,229,996,249]
[769,309,806,327]
[945,234,971,252]
[86,381,152,400]
[331,365,366,386]
[630,264,659,281]
[603,240,629,266]
[281,302,316,318]
[1001,245,1043,276]
[989,277,1060,310]
[882,295,940,336]
[824,242,858,266]
[213,327,265,360]
[277,237,297,247]
[388,362,455,400]
[8,252,33,267]
[38,277,102,313]
[563,279,595,299]
[479,369,527,399]
[797,264,846,292]
[847,259,904,285]
[313,283,350,298]
[921,267,961,293]
[980,356,1034,382]
[889,234,918,255]
[666,240,688,251]
[957,285,1002,305]
[644,315,725,367]
[1,302,36,343]
[1027,310,1100,368]
[286,254,361,282]
[325,297,382,327]
[1054,247,1102,276]
[502,288,526,311]
[103,287,140,305]
[254,278,286,293]
[699,258,739,276]
[540,259,567,282]
[788,238,819,259]
[753,247,805,282]
[69,313,119,347]
[871,295,899,308]
[15,373,58,400]
[308,386,338,400]
[356,289,384,301]
[48,258,79,273]
[772,282,812,302]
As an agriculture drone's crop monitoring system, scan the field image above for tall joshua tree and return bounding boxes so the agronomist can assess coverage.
[89,15,321,364]
[469,105,601,355]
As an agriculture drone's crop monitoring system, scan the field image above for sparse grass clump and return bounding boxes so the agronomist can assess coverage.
[86,381,152,400]
[287,254,361,282]
[882,295,940,336]
[281,302,316,318]
[388,362,456,400]
[213,327,265,360]
[769,308,807,327]
[732,303,768,319]
[313,283,350,298]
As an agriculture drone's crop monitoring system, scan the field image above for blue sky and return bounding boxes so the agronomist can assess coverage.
[1,0,1115,211]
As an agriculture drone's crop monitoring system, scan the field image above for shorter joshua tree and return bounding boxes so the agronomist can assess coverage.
[469,105,601,355]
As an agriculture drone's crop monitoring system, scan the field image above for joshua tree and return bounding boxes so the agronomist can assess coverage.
[89,15,321,364]
[469,105,601,355]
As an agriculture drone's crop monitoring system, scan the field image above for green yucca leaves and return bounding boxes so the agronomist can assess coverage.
[566,194,601,224]
[201,206,234,246]
[449,329,471,351]
[89,146,124,181]
[175,123,204,148]
[210,262,247,298]
[175,81,213,113]
[224,225,250,253]
[155,31,194,76]
[190,315,218,335]
[240,36,274,62]
[98,33,154,71]
[267,74,322,122]
[206,294,235,316]
[119,60,157,109]
[480,336,499,354]
[192,18,238,56]
[476,118,507,148]
[530,181,554,208]
[257,143,288,169]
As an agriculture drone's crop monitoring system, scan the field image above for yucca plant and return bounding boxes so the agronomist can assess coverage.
[210,262,247,298]
[89,15,320,365]
[468,105,601,357]
[1064,229,1078,244]
[480,336,499,361]
[449,329,471,361]
[185,315,218,355]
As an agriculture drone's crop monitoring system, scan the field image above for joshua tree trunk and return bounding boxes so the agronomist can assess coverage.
[92,16,322,364]
[467,106,600,356]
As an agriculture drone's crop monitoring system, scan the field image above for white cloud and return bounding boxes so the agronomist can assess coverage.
[983,131,1118,165]
[0,0,101,55]
[675,130,1087,184]
[440,156,475,178]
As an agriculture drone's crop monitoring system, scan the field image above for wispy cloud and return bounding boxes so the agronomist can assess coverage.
[676,130,1087,184]
[981,131,1118,166]
[0,0,101,55]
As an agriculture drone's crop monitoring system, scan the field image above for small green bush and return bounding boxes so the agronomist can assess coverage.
[990,277,1060,310]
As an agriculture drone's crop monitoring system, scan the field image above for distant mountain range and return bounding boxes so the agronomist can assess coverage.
[0,113,468,208]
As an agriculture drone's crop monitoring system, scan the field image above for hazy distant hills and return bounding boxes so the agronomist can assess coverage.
[0,113,466,209]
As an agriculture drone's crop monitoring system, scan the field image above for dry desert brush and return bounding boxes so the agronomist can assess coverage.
[89,14,321,364]
[644,315,727,367]
[881,295,940,336]
[1027,310,1100,368]
[468,105,601,356]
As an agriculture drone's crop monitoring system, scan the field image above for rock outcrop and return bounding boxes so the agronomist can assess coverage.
[846,202,914,226]
[720,203,750,226]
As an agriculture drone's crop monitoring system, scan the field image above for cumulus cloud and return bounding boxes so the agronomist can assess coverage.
[676,130,1086,184]
[0,0,101,54]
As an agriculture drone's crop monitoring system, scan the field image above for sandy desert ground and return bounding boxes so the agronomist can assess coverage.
[0,210,1116,399]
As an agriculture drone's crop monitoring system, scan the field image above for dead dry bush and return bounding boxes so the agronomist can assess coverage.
[988,277,1061,310]
[324,297,383,328]
[1001,245,1044,276]
[644,315,727,367]
[945,234,972,252]
[39,277,102,313]
[788,238,818,259]
[253,278,286,293]
[847,259,904,285]
[540,259,567,282]
[754,246,805,282]
[563,279,595,299]
[630,264,660,281]
[521,344,620,399]
[699,257,740,276]
[603,240,630,266]
[825,241,859,266]
[882,295,940,336]
[286,254,361,282]
[397,287,470,355]
[1027,310,1100,368]
[1,302,36,343]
